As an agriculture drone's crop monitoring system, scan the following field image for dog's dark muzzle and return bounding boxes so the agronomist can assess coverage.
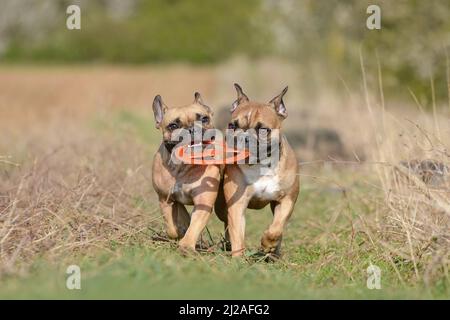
[165,126,212,153]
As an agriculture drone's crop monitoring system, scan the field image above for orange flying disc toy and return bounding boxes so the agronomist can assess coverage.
[173,140,250,165]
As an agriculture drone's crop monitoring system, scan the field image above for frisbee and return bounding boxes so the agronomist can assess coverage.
[173,140,250,165]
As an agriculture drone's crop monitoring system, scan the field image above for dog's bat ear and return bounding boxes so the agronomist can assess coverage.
[231,83,249,113]
[194,92,204,105]
[152,95,167,129]
[269,86,288,118]
[194,92,213,114]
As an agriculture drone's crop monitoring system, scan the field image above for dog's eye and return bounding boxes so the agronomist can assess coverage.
[228,123,236,129]
[201,116,210,124]
[167,123,179,131]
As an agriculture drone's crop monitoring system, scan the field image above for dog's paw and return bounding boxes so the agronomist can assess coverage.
[177,244,197,257]
[254,247,281,262]
[261,230,281,248]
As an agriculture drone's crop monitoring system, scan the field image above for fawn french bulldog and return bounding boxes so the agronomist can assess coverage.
[151,92,221,253]
[222,84,300,257]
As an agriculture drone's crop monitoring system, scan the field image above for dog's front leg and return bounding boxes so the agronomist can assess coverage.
[223,168,249,257]
[227,202,248,257]
[178,171,220,252]
[178,199,214,252]
[261,197,295,256]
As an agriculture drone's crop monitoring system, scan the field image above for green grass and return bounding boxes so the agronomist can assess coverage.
[0,243,445,299]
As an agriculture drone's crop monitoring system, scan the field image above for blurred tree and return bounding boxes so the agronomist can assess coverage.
[267,0,450,106]
[1,0,271,63]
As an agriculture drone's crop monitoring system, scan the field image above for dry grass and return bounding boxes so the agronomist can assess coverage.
[357,54,450,285]
[0,125,159,276]
[376,124,450,285]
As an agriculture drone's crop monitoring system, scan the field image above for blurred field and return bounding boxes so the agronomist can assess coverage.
[0,59,449,299]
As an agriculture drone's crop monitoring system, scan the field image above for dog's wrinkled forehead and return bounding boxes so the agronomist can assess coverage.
[231,102,282,129]
[162,104,211,127]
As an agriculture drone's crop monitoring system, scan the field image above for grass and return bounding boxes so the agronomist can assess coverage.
[0,64,449,299]
[0,246,443,300]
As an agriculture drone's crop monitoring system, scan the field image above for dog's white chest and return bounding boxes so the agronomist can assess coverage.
[253,175,280,199]
[243,166,281,200]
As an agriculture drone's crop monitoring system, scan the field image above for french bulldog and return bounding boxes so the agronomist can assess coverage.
[222,84,300,257]
[151,93,221,253]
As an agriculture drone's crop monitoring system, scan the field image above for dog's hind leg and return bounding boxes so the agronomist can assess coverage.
[175,202,191,238]
[159,200,190,240]
[159,201,180,240]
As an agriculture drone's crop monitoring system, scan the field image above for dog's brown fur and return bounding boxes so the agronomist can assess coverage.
[222,84,300,257]
[152,93,221,252]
